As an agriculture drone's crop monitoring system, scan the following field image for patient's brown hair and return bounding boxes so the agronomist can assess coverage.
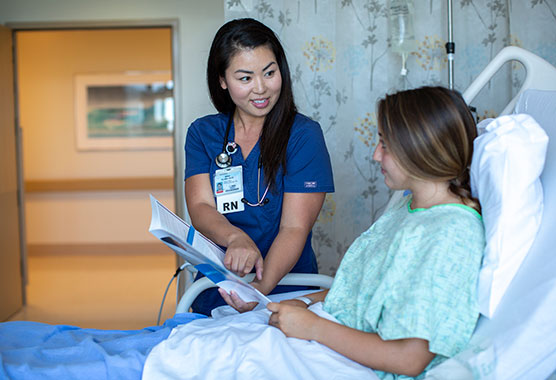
[377,86,480,212]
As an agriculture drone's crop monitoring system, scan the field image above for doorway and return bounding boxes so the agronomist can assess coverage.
[5,22,182,328]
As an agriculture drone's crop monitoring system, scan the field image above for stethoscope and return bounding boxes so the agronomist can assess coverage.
[215,114,237,169]
[215,114,270,207]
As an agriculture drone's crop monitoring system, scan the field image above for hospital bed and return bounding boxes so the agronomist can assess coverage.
[173,46,556,379]
[1,46,555,380]
[426,46,556,379]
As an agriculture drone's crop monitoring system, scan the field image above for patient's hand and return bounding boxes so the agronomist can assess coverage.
[218,288,258,313]
[267,302,320,341]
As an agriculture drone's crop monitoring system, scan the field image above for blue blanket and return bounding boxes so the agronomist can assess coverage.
[0,313,206,380]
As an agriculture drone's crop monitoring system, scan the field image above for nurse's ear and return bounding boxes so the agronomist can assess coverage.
[219,76,228,90]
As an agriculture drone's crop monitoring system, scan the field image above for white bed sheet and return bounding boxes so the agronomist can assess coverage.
[142,302,378,380]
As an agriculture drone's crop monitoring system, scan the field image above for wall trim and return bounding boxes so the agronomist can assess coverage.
[27,242,171,256]
[25,177,173,193]
[7,19,180,31]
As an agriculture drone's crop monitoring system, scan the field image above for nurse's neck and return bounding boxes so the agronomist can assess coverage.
[234,113,264,159]
[234,113,264,137]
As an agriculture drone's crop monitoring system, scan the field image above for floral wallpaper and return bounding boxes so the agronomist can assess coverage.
[225,0,556,275]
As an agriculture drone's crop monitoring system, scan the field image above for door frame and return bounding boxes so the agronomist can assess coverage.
[0,25,26,316]
[7,19,184,298]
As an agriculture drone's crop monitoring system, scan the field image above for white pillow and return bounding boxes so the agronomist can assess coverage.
[470,113,548,318]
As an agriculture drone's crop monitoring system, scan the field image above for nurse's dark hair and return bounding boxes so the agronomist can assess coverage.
[377,86,480,212]
[207,18,296,189]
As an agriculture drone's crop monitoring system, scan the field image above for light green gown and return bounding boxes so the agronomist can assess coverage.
[324,195,485,379]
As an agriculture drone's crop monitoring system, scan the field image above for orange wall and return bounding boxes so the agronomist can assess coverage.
[17,28,175,245]
[17,28,173,180]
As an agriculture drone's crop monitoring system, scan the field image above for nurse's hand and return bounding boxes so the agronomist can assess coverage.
[224,233,264,280]
[218,288,258,313]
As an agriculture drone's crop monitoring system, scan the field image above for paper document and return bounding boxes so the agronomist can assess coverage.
[149,195,270,305]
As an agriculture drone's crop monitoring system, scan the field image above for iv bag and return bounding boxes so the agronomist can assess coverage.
[388,0,417,55]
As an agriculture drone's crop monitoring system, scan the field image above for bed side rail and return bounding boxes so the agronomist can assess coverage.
[175,273,334,314]
[463,46,556,115]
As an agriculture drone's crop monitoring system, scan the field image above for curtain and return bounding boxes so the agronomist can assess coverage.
[224,0,556,275]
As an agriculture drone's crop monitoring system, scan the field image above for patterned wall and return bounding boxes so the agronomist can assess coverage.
[225,0,556,275]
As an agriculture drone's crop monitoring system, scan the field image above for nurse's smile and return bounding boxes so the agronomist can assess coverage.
[251,98,270,108]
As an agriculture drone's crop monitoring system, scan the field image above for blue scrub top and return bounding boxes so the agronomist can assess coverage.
[185,112,334,315]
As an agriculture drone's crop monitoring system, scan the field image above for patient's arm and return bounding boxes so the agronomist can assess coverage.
[267,303,434,377]
[279,289,329,308]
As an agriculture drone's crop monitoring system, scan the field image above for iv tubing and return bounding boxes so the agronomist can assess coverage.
[447,0,454,89]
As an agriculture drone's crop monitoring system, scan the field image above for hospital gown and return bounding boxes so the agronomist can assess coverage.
[324,196,485,379]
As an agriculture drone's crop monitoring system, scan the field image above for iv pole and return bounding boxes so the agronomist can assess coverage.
[446,0,455,89]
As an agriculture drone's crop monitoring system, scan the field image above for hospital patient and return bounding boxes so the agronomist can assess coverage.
[266,86,485,379]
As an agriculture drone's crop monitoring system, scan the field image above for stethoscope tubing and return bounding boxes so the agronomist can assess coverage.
[215,113,270,207]
[215,113,235,169]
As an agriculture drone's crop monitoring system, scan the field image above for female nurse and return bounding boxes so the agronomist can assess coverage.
[184,18,335,316]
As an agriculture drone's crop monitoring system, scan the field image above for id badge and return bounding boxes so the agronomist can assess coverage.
[214,166,245,214]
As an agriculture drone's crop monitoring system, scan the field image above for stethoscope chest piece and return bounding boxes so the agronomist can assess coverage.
[215,152,232,168]
[215,114,236,169]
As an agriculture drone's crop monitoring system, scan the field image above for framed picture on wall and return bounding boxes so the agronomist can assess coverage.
[74,72,174,151]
